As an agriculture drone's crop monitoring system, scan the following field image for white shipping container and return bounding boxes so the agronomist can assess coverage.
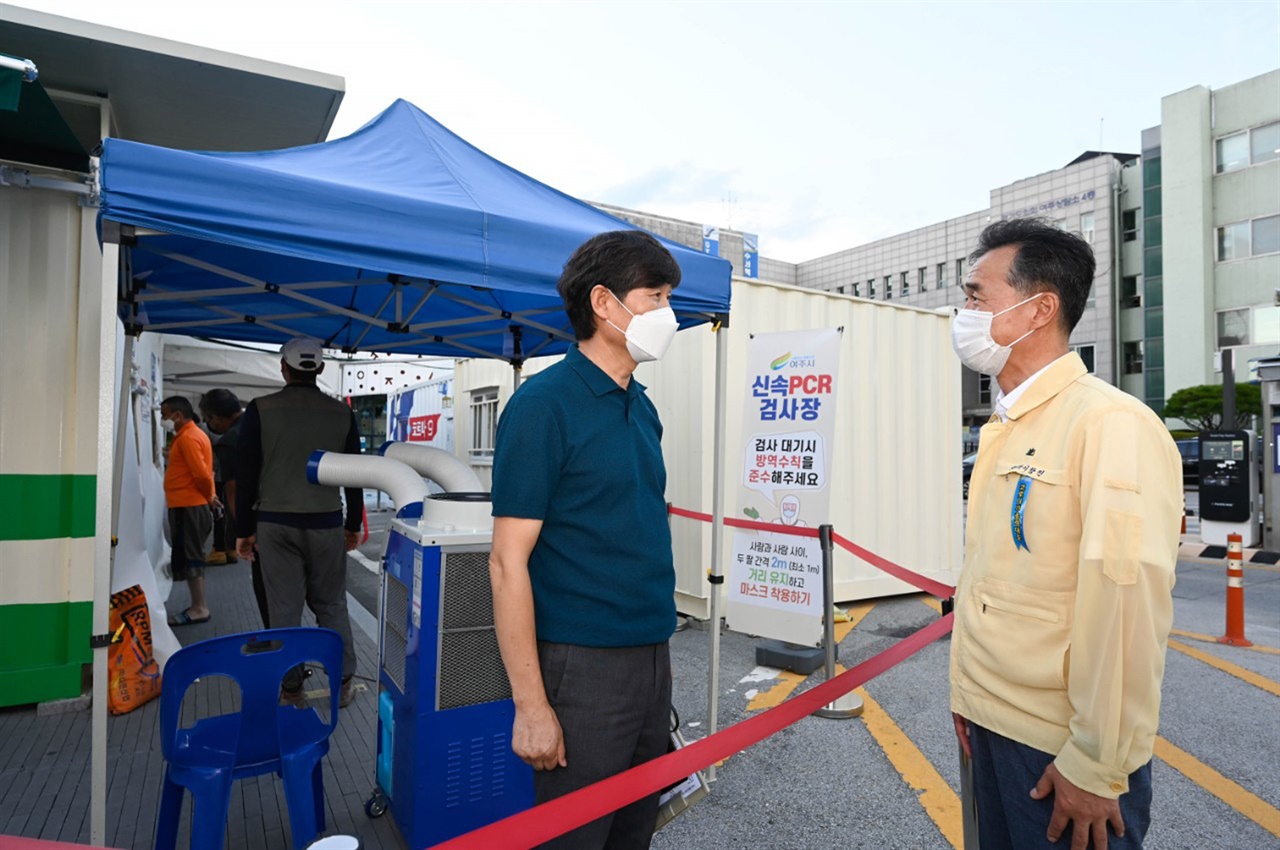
[386,377,455,453]
[453,277,963,617]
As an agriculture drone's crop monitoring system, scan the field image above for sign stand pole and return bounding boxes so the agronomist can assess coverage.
[814,524,863,719]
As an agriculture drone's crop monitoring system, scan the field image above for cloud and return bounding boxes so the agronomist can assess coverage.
[599,162,742,211]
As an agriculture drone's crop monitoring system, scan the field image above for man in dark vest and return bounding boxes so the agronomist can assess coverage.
[201,388,271,630]
[235,337,363,707]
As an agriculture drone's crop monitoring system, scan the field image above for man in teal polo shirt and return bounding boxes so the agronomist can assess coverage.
[491,230,683,850]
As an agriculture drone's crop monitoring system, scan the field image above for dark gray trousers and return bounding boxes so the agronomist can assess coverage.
[534,641,672,850]
[255,522,357,684]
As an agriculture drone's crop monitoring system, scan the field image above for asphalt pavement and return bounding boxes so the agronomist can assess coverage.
[347,492,1280,849]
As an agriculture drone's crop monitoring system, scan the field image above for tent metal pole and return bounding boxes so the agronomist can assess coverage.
[92,246,125,846]
[706,317,729,783]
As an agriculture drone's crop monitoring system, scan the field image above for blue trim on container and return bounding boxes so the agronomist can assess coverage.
[378,441,395,456]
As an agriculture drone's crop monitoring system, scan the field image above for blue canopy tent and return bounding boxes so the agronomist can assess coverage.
[91,99,738,832]
[99,98,730,361]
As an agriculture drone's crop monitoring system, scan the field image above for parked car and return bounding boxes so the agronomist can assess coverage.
[962,452,977,499]
[1176,439,1199,487]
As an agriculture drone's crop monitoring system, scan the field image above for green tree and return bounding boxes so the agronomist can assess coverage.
[1163,383,1261,430]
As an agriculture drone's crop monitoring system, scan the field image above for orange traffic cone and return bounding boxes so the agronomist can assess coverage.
[1217,533,1253,647]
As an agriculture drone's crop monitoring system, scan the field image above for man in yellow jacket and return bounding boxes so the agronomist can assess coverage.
[949,218,1182,850]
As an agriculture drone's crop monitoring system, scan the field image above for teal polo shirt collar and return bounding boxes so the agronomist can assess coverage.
[565,344,646,398]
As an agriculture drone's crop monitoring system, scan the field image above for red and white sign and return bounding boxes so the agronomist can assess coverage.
[407,413,441,443]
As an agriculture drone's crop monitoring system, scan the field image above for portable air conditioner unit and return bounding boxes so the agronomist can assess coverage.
[370,492,533,847]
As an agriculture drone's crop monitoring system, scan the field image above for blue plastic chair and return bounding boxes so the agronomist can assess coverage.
[154,628,344,850]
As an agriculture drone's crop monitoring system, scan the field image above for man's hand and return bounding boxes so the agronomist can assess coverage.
[952,712,972,759]
[512,700,566,771]
[1031,761,1124,850]
[209,495,223,514]
[236,535,256,561]
[344,529,360,551]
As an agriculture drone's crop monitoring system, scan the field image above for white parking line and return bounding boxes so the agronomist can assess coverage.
[348,549,381,574]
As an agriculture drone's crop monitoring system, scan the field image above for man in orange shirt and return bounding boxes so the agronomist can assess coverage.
[161,396,220,626]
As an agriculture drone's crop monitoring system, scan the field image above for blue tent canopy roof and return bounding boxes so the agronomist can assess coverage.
[100,99,731,360]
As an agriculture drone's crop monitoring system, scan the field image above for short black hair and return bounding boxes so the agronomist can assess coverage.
[969,218,1095,333]
[200,388,241,418]
[161,396,195,420]
[283,362,319,383]
[556,230,682,341]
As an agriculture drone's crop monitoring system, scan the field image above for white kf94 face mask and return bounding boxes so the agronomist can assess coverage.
[607,290,679,363]
[950,293,1043,376]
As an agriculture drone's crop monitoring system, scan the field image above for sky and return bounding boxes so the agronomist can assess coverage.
[21,0,1280,262]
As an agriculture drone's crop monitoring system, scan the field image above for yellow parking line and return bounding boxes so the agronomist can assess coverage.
[1167,639,1280,698]
[858,686,963,849]
[747,602,877,712]
[1169,628,1280,656]
[919,595,943,615]
[1154,736,1280,839]
[745,670,807,711]
[834,600,877,643]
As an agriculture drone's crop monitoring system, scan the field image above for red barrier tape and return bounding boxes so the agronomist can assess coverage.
[667,505,956,599]
[429,613,954,850]
[830,531,956,599]
[667,504,820,538]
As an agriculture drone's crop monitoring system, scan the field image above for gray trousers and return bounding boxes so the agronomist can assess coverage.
[255,522,357,684]
[534,641,671,850]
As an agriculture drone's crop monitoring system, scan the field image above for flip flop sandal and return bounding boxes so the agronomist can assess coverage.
[168,608,211,626]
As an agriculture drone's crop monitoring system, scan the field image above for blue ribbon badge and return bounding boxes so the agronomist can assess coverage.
[1010,476,1032,552]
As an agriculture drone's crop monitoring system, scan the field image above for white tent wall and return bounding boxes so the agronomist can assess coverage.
[452,277,963,619]
[116,327,180,660]
[160,334,341,402]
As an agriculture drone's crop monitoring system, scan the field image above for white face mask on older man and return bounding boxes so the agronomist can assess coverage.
[950,293,1043,376]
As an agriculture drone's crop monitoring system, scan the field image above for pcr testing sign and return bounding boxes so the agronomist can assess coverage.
[726,328,841,646]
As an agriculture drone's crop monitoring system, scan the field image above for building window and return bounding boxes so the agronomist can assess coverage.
[469,387,499,461]
[868,279,876,298]
[884,275,891,299]
[836,285,845,295]
[1216,121,1280,173]
[1121,275,1141,308]
[1251,121,1280,166]
[1070,344,1096,373]
[1123,342,1144,375]
[1218,216,1280,261]
[1254,306,1280,346]
[1216,132,1249,173]
[852,282,861,298]
[1122,209,1138,242]
[977,373,992,406]
[936,262,946,287]
[1217,221,1250,260]
[918,267,926,291]
[900,271,909,297]
[1079,212,1095,244]
[955,258,965,285]
[1254,215,1280,256]
[1217,308,1250,348]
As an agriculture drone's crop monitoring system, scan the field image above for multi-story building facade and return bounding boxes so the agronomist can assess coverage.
[783,152,1132,427]
[599,69,1279,429]
[1134,69,1280,410]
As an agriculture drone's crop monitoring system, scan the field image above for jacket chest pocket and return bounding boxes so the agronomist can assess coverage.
[990,459,1077,578]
